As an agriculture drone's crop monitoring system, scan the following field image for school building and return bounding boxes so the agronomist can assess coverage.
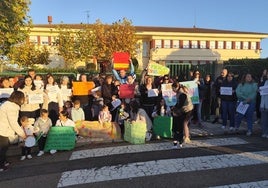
[28,19,268,78]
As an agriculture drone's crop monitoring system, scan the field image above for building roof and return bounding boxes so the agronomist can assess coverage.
[32,24,268,36]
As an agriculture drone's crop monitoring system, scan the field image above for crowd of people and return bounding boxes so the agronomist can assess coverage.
[0,63,267,172]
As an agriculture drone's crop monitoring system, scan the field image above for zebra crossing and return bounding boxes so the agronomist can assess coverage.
[56,137,268,187]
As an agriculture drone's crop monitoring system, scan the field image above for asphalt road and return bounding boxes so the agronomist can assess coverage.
[1,134,268,188]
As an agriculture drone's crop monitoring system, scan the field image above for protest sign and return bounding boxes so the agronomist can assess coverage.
[44,127,76,151]
[259,85,268,96]
[236,102,249,115]
[72,81,95,95]
[119,84,135,98]
[0,88,14,98]
[28,93,44,104]
[161,83,177,106]
[179,81,199,104]
[147,62,170,76]
[113,52,130,70]
[220,87,233,95]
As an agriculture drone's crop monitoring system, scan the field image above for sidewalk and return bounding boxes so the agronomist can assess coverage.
[7,120,262,157]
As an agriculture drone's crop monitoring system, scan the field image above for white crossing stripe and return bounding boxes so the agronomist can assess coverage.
[70,137,248,160]
[210,180,268,187]
[58,151,268,187]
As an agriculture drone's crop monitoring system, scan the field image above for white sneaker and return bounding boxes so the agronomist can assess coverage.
[50,150,57,154]
[37,151,44,157]
[27,155,32,159]
[221,126,226,129]
[179,144,183,148]
[20,156,26,161]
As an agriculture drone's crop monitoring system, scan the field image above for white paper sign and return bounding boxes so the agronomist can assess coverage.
[220,87,233,96]
[148,89,159,97]
[111,99,121,109]
[28,93,44,104]
[259,85,268,96]
[61,88,72,96]
[0,88,14,98]
[236,102,249,115]
[47,86,58,94]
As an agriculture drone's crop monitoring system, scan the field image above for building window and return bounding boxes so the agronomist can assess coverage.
[142,41,149,57]
[164,40,171,48]
[200,41,206,49]
[29,36,38,44]
[243,41,249,49]
[251,42,256,50]
[173,40,179,48]
[235,41,241,49]
[191,40,198,48]
[226,41,232,49]
[183,40,189,48]
[210,41,216,49]
[155,40,162,48]
[40,36,49,45]
[218,41,224,49]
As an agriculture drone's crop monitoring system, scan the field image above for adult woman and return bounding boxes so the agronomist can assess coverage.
[171,82,193,148]
[44,74,63,125]
[18,75,45,119]
[129,100,153,141]
[0,91,26,171]
[235,73,258,136]
[139,76,159,121]
[220,72,237,131]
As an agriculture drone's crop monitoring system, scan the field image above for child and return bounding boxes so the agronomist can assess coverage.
[34,109,52,157]
[71,99,85,123]
[50,110,78,154]
[115,101,129,137]
[63,100,73,119]
[91,90,104,121]
[152,98,171,117]
[20,116,39,160]
[98,105,112,125]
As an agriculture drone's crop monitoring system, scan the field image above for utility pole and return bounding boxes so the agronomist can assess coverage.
[85,10,90,24]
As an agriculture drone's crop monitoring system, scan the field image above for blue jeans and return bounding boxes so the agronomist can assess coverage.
[235,101,255,132]
[221,100,236,127]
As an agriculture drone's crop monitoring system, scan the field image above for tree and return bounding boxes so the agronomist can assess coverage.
[91,18,138,60]
[8,41,50,68]
[0,0,31,55]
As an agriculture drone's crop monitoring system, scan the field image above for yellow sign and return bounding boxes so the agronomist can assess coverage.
[147,62,170,76]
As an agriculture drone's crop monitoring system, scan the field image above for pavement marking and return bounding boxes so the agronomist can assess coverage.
[210,180,268,188]
[70,137,248,160]
[58,151,268,187]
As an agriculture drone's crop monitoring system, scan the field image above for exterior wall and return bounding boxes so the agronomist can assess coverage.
[28,25,268,70]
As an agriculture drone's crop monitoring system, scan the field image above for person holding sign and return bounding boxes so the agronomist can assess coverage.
[19,116,39,161]
[50,110,77,154]
[0,91,26,171]
[18,75,45,120]
[235,73,258,136]
[220,73,237,131]
[44,74,63,125]
[112,52,136,84]
[171,82,193,148]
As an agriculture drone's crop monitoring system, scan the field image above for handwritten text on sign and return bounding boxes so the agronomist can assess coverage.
[44,127,76,151]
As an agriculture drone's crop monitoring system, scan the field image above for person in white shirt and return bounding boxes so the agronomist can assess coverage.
[71,99,85,123]
[44,74,63,125]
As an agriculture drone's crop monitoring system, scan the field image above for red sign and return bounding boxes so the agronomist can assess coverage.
[119,84,135,98]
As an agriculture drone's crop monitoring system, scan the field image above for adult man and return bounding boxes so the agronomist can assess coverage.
[112,59,136,84]
[212,68,228,124]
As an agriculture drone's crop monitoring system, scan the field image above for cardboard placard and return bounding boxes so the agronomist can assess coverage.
[113,52,130,70]
[147,62,170,76]
[72,81,95,96]
[153,116,173,138]
[44,127,76,151]
[119,84,135,98]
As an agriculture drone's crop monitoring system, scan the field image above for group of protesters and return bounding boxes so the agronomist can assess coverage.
[1,59,268,171]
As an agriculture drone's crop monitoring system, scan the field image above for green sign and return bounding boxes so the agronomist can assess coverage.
[44,127,76,151]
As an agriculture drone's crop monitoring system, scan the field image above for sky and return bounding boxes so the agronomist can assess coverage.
[29,0,268,58]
